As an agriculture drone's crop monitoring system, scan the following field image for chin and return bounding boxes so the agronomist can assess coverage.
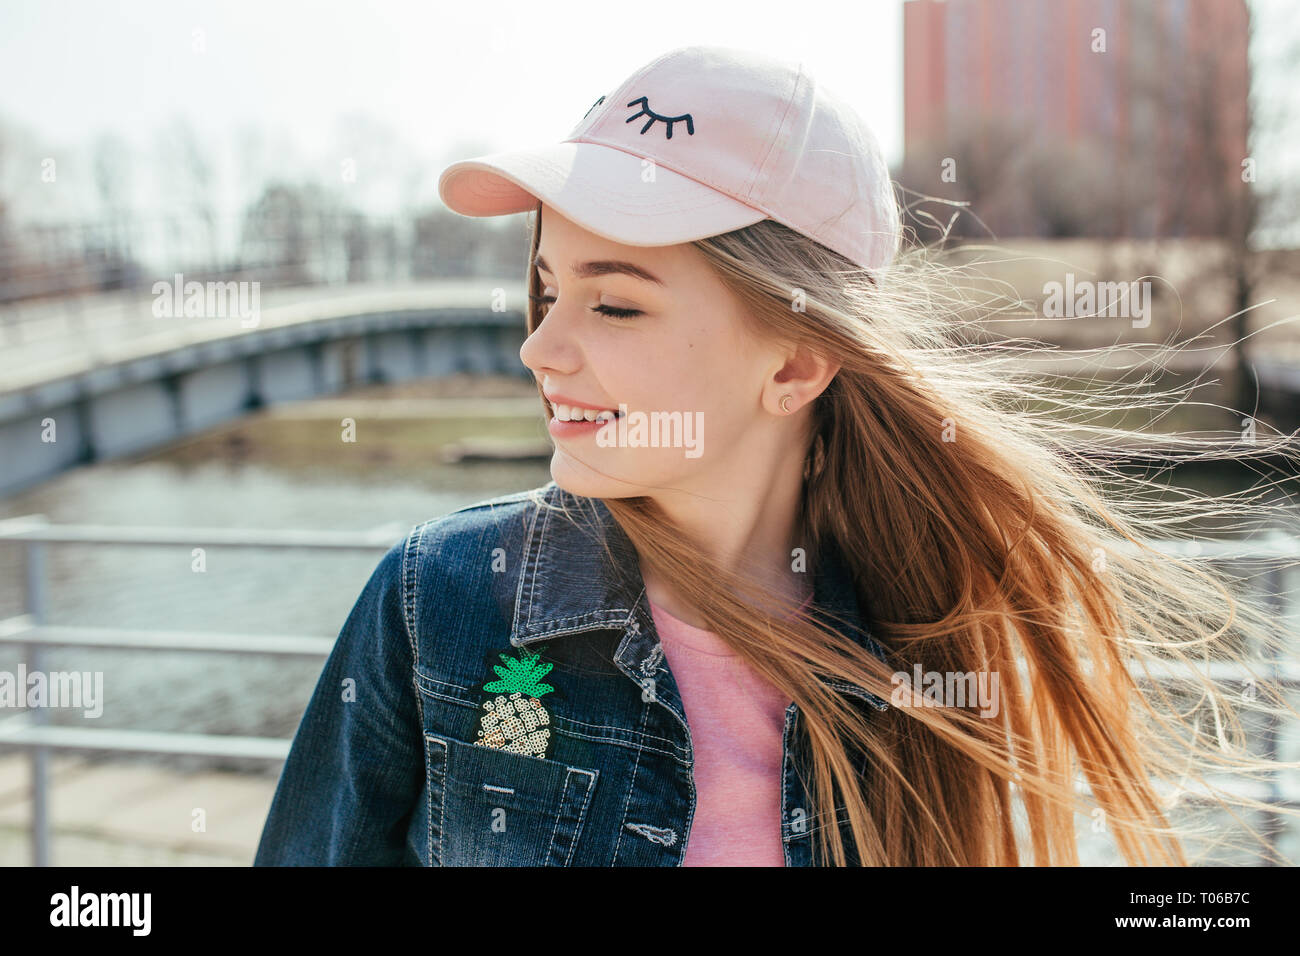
[548,448,642,501]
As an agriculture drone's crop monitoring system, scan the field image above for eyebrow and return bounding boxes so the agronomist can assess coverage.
[533,254,665,287]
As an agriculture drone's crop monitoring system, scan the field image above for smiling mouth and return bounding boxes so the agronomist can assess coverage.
[548,402,626,422]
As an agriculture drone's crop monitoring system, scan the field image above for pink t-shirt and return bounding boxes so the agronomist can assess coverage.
[647,591,811,867]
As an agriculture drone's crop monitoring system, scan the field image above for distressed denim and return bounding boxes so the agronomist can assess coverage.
[254,480,890,866]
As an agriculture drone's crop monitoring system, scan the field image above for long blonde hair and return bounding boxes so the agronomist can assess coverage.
[522,205,1300,865]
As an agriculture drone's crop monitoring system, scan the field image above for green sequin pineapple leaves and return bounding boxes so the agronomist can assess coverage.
[484,645,556,697]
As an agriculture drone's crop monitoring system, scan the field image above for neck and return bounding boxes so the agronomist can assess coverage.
[637,432,811,629]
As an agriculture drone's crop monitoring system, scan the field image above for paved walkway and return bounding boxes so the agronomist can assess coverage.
[0,753,276,866]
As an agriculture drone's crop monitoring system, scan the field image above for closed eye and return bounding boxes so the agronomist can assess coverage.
[625,96,694,139]
[529,294,642,321]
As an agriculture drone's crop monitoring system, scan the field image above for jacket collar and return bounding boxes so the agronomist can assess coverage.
[509,482,889,710]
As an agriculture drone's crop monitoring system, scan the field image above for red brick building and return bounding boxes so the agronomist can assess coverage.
[902,0,1250,238]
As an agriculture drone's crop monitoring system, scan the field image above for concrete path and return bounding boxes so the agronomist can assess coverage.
[0,753,276,866]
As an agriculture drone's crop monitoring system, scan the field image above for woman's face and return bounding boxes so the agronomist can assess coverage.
[520,203,782,500]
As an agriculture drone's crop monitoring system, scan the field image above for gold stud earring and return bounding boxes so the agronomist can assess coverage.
[780,394,793,413]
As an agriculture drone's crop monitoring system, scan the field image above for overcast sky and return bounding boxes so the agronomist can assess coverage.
[0,0,903,225]
[0,0,1295,237]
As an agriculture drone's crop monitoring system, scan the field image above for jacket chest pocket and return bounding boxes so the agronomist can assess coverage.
[425,733,599,866]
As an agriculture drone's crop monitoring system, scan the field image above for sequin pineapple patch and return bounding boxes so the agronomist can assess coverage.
[472,643,562,760]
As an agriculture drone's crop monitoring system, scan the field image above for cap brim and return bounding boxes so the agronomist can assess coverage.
[437,141,768,247]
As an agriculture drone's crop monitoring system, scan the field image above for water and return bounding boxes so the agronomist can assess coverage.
[0,391,1297,863]
[0,398,553,776]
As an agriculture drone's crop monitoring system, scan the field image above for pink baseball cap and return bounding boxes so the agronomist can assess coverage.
[437,45,901,275]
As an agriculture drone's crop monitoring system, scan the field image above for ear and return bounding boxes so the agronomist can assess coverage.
[769,345,841,414]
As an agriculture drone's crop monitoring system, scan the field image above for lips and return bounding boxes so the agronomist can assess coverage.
[543,391,615,408]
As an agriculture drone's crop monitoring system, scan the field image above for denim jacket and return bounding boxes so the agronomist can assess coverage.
[254,480,891,866]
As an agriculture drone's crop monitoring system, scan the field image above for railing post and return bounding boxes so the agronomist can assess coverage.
[24,535,50,867]
[1258,559,1286,865]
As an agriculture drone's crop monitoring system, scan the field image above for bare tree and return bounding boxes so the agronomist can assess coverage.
[239,182,344,286]
[895,114,1043,243]
[90,131,136,290]
[1124,0,1300,415]
[156,116,219,272]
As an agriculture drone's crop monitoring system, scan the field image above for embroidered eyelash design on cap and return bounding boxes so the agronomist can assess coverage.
[582,95,605,120]
[625,96,694,139]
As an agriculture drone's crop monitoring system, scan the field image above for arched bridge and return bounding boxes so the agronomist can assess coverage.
[0,280,531,496]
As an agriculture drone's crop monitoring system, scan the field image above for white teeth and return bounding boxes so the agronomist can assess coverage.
[554,402,619,422]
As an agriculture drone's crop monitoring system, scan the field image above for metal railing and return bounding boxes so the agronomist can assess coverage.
[0,514,403,867]
[0,515,1297,866]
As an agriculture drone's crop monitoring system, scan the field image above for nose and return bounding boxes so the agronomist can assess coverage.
[519,296,579,377]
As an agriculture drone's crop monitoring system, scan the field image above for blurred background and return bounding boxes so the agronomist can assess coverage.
[0,0,1298,866]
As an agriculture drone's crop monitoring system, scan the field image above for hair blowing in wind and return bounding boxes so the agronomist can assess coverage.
[523,205,1300,866]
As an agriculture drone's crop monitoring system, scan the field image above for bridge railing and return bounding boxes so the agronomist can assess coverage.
[0,210,529,313]
[0,514,404,866]
[0,515,1297,866]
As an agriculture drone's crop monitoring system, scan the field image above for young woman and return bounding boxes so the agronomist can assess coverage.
[255,45,1299,866]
